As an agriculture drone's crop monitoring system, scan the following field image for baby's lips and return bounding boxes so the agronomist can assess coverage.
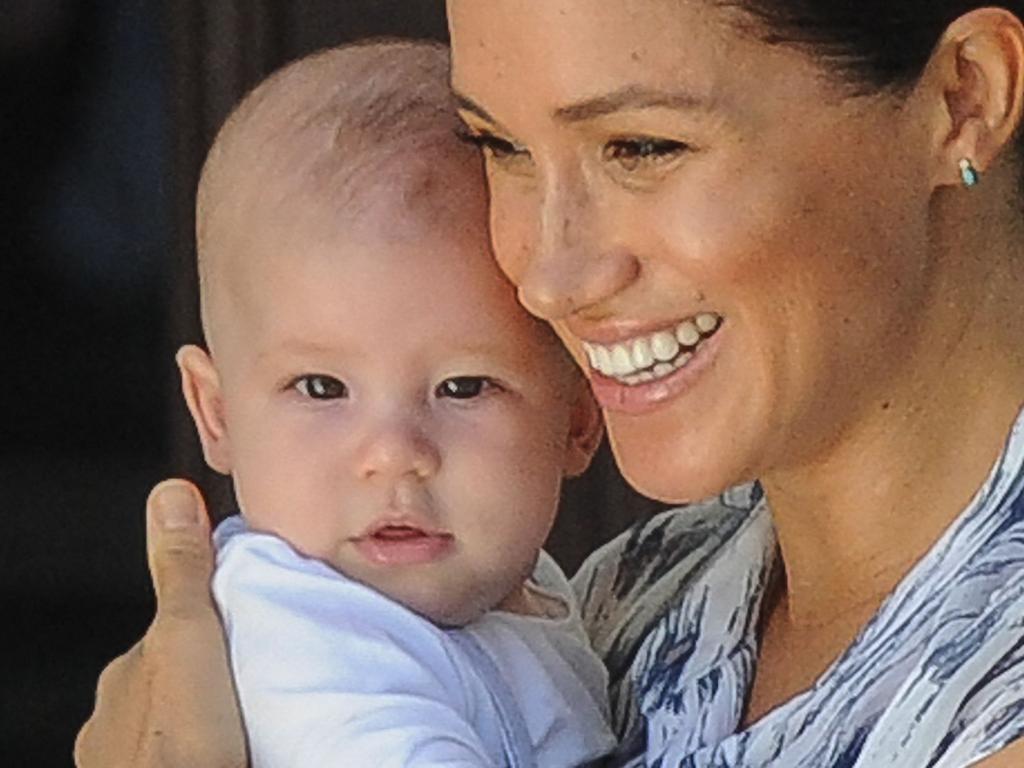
[372,525,441,541]
[356,514,452,541]
[351,521,457,567]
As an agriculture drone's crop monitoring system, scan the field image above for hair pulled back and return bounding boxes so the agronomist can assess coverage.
[719,1,1024,187]
[720,1,1024,90]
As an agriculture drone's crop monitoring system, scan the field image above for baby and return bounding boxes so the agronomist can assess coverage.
[175,40,617,767]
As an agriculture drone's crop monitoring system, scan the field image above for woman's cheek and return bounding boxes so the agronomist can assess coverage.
[487,177,538,287]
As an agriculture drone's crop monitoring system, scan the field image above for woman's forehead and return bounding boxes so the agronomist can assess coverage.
[450,0,723,80]
[448,0,831,130]
[449,1,741,59]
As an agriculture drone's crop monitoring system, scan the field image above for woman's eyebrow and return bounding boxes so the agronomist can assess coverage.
[454,85,714,128]
[553,85,714,122]
[454,92,503,127]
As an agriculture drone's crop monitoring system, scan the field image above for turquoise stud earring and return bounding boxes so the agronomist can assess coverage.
[959,158,980,188]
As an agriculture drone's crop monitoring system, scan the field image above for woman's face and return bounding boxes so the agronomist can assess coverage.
[448,0,938,502]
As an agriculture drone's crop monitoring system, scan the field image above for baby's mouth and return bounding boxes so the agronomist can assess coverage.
[353,521,456,566]
[371,525,439,541]
[581,312,723,386]
[356,517,454,544]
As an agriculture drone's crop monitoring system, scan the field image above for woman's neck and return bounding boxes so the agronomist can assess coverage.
[763,218,1024,629]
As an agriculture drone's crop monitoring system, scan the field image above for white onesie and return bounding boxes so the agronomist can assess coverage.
[213,516,617,768]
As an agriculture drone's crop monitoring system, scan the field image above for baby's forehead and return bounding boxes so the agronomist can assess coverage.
[221,144,487,260]
[197,45,466,282]
[209,156,497,304]
[195,42,540,367]
[202,125,491,314]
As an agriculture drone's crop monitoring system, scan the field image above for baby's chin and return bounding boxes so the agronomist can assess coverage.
[393,586,500,628]
[317,544,535,627]
[365,577,517,628]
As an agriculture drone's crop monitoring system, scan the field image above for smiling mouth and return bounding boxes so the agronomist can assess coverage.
[581,312,723,385]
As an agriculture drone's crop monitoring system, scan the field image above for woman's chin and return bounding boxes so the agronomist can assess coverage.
[608,421,753,505]
[620,468,732,505]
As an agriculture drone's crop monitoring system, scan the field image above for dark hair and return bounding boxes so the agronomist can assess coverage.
[719,1,1024,92]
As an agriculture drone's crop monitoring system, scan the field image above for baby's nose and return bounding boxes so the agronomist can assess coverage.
[354,421,441,482]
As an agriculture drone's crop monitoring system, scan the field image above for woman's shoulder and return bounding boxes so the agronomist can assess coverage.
[570,484,765,729]
[572,484,762,632]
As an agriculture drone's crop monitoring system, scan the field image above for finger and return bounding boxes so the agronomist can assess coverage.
[90,644,138,716]
[140,481,248,766]
[75,646,144,767]
[145,479,217,622]
[142,611,250,768]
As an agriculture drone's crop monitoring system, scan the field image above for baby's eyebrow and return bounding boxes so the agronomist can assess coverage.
[255,338,347,364]
[454,346,514,362]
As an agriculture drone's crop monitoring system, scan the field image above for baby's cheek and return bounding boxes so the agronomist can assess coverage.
[231,430,341,551]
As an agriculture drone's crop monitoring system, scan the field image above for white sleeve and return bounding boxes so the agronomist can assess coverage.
[212,527,499,768]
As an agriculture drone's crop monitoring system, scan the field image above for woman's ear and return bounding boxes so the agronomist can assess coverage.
[925,8,1024,185]
[562,382,604,478]
[176,344,233,475]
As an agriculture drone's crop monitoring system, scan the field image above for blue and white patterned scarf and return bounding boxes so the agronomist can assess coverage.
[574,409,1024,767]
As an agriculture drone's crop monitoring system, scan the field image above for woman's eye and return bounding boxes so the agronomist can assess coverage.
[435,376,493,400]
[294,375,348,400]
[603,137,688,171]
[456,129,531,166]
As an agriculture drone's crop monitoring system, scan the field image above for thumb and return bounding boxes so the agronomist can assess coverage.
[145,479,217,621]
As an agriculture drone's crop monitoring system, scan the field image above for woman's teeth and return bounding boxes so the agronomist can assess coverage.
[582,313,722,385]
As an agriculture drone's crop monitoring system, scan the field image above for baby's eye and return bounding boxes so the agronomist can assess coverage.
[603,137,689,172]
[435,376,495,400]
[293,374,348,400]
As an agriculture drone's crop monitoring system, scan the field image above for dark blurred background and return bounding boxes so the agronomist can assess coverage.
[1,2,663,765]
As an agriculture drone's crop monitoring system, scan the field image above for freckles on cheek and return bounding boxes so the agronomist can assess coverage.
[488,195,536,286]
[682,149,819,268]
[652,195,775,289]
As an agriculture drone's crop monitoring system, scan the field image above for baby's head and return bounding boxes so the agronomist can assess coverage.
[177,41,602,626]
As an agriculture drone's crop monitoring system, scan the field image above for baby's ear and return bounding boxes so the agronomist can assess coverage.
[562,383,604,478]
[176,345,233,475]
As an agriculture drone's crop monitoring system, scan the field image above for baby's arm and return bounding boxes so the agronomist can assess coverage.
[214,529,498,768]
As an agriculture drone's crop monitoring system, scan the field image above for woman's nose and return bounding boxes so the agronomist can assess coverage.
[354,420,441,482]
[516,169,639,322]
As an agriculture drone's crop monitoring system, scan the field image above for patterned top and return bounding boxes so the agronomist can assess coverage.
[573,409,1024,767]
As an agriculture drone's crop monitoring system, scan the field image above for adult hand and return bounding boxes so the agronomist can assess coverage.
[75,480,248,768]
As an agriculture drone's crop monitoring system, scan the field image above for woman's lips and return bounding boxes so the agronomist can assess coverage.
[586,322,724,415]
[352,524,455,566]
